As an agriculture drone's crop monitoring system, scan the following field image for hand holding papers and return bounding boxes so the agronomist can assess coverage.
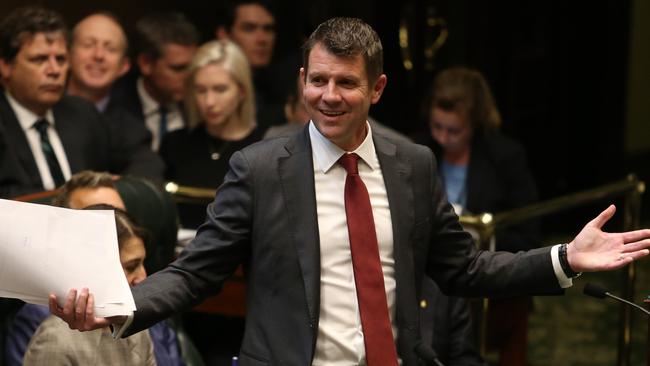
[0,199,135,317]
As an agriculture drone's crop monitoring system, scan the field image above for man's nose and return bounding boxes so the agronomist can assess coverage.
[92,45,105,60]
[131,265,147,286]
[322,82,341,103]
[45,57,63,76]
[436,130,449,145]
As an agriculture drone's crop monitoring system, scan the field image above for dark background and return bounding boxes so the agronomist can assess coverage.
[2,0,648,231]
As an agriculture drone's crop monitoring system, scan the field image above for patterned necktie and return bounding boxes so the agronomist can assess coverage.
[33,119,65,187]
[339,153,399,366]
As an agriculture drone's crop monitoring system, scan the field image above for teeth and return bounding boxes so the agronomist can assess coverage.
[321,110,344,116]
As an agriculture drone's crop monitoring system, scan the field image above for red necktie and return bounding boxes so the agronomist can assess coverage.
[339,153,399,366]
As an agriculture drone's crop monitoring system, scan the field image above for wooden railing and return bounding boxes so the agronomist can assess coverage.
[459,175,645,366]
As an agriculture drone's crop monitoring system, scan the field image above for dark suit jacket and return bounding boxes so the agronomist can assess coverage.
[0,93,111,198]
[103,99,164,183]
[127,127,562,365]
[419,278,485,366]
[110,73,145,123]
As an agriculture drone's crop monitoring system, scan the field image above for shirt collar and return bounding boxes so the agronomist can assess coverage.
[308,120,378,174]
[137,77,161,116]
[95,94,111,112]
[5,92,55,131]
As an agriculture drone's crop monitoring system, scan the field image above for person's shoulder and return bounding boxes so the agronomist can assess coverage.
[369,119,412,145]
[478,132,527,160]
[31,315,80,342]
[374,128,434,158]
[54,95,99,115]
[241,126,302,156]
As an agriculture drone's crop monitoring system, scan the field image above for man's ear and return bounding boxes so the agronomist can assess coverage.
[371,74,387,104]
[117,57,131,78]
[215,26,230,40]
[137,54,153,76]
[0,58,12,80]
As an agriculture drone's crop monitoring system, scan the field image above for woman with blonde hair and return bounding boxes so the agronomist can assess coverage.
[160,39,263,228]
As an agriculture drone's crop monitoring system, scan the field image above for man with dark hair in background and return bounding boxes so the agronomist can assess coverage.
[112,12,199,151]
[0,6,152,198]
[216,0,292,130]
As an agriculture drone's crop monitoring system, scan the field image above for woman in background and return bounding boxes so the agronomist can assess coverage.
[23,205,155,366]
[420,66,539,366]
[160,40,263,229]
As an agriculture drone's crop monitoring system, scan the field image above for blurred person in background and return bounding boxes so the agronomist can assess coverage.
[67,11,164,182]
[160,39,263,229]
[419,66,539,365]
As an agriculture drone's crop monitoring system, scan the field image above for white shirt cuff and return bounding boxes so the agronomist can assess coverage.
[111,311,134,339]
[551,244,573,288]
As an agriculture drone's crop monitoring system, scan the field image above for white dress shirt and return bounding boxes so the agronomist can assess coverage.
[5,92,71,190]
[136,77,184,151]
[309,121,396,365]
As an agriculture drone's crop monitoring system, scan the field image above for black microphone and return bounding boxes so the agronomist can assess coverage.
[414,341,445,366]
[583,283,650,317]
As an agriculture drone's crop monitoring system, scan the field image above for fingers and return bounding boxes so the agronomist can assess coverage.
[621,238,650,253]
[48,294,61,315]
[48,288,100,331]
[62,289,78,320]
[86,293,95,321]
[620,249,650,263]
[587,204,616,229]
[621,229,650,244]
[74,288,89,326]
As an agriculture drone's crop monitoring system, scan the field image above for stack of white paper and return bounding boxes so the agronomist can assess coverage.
[0,199,136,317]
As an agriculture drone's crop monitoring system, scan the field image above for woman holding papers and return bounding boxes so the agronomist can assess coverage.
[22,206,156,366]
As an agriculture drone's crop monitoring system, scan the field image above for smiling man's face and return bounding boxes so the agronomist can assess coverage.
[301,43,386,151]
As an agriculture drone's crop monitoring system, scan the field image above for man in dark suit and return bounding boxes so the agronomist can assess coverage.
[111,12,199,151]
[0,7,163,198]
[0,7,113,198]
[52,18,650,366]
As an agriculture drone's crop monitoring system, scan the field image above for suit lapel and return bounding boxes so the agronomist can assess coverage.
[277,127,321,329]
[52,101,79,172]
[374,133,415,316]
[0,94,42,187]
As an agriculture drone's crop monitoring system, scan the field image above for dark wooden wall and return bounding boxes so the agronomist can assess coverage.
[1,0,640,226]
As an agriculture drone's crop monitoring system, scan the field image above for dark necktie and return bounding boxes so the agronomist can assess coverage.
[339,153,399,366]
[158,105,168,144]
[33,119,65,187]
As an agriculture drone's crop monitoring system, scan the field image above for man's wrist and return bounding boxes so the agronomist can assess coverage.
[559,243,581,278]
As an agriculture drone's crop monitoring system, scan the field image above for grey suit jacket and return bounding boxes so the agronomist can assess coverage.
[23,315,155,366]
[128,126,562,365]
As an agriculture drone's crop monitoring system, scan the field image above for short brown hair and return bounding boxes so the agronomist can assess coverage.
[302,17,383,83]
[0,6,68,62]
[428,67,502,135]
[135,12,200,60]
[53,171,116,208]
